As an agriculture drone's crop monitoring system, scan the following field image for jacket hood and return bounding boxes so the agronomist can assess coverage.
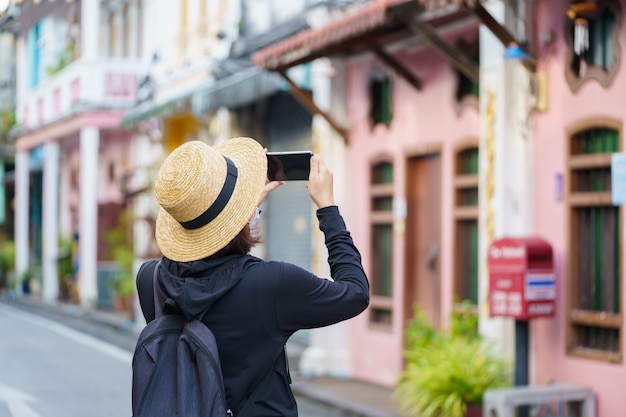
[156,254,256,321]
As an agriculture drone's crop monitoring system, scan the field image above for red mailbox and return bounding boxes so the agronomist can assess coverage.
[488,237,555,320]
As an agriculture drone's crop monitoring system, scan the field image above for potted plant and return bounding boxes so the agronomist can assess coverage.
[0,234,15,293]
[107,247,135,300]
[19,265,42,296]
[394,302,511,417]
[103,210,136,316]
[57,235,79,303]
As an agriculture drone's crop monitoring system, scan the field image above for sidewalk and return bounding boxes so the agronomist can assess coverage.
[2,294,402,417]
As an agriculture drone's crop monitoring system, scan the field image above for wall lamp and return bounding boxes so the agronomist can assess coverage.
[503,42,531,62]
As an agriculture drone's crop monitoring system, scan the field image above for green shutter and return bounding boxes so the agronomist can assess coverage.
[468,220,478,304]
[373,224,393,297]
[381,77,393,126]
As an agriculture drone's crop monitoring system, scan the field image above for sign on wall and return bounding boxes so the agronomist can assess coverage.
[612,153,626,205]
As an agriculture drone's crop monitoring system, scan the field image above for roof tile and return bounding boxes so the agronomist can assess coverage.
[252,0,391,70]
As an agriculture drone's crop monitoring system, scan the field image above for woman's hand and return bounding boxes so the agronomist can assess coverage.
[307,155,335,209]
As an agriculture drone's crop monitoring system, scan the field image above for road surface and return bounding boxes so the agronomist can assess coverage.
[0,302,351,417]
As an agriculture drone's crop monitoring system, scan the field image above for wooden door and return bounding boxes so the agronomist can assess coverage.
[404,153,442,329]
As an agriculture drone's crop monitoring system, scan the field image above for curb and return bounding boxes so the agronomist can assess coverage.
[7,294,140,335]
[291,379,399,417]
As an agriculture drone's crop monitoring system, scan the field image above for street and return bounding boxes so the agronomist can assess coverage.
[0,301,351,417]
[0,303,132,417]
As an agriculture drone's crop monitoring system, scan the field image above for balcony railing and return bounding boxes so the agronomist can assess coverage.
[16,58,150,130]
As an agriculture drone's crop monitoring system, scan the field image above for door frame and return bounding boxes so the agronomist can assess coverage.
[403,147,443,330]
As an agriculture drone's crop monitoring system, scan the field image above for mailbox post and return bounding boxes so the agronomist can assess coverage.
[488,237,556,411]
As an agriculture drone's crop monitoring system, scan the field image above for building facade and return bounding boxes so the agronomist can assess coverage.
[255,0,626,414]
[530,1,625,415]
[11,0,149,307]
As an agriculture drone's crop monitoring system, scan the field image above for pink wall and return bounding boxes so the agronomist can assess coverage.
[99,133,132,204]
[532,1,626,415]
[346,40,480,385]
[50,118,131,245]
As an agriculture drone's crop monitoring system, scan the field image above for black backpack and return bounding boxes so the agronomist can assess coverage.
[132,261,270,417]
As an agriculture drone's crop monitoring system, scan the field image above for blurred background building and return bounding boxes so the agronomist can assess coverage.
[0,0,17,242]
[1,0,626,415]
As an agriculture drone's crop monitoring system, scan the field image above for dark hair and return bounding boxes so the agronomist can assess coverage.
[210,224,261,258]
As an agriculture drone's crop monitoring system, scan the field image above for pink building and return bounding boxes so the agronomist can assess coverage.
[255,0,482,385]
[256,0,625,414]
[530,1,625,416]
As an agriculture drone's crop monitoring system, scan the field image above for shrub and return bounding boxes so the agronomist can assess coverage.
[394,302,511,417]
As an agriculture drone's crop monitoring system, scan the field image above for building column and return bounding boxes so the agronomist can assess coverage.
[113,13,124,58]
[81,0,100,62]
[298,58,351,378]
[478,0,535,368]
[42,141,60,302]
[128,0,140,58]
[14,149,30,295]
[79,127,100,307]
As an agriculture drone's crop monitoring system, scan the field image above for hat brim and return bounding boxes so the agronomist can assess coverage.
[155,138,267,262]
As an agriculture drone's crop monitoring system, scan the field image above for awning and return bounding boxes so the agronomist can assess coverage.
[121,67,287,127]
[120,92,194,128]
[15,0,78,37]
[192,66,282,115]
[252,0,407,72]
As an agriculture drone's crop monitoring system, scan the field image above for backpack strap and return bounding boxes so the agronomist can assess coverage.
[237,353,280,417]
[151,260,183,318]
[151,261,163,319]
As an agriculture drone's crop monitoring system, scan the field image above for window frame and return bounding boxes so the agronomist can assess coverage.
[566,117,623,363]
[368,157,395,331]
[368,68,394,130]
[452,141,480,311]
[28,21,44,88]
[453,38,479,116]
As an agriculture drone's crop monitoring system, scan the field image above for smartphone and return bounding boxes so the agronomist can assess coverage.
[266,151,314,181]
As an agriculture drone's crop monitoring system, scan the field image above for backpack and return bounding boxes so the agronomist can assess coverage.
[132,261,270,417]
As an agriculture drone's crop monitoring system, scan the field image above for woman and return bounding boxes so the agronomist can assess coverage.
[135,138,369,416]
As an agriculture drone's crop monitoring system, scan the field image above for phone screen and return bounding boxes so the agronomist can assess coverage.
[267,151,313,181]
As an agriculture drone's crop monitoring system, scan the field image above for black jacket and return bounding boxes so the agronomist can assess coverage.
[136,206,369,416]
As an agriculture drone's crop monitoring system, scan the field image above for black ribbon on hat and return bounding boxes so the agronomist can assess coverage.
[179,156,238,230]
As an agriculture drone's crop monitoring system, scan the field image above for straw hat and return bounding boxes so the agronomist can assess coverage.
[154,138,267,262]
